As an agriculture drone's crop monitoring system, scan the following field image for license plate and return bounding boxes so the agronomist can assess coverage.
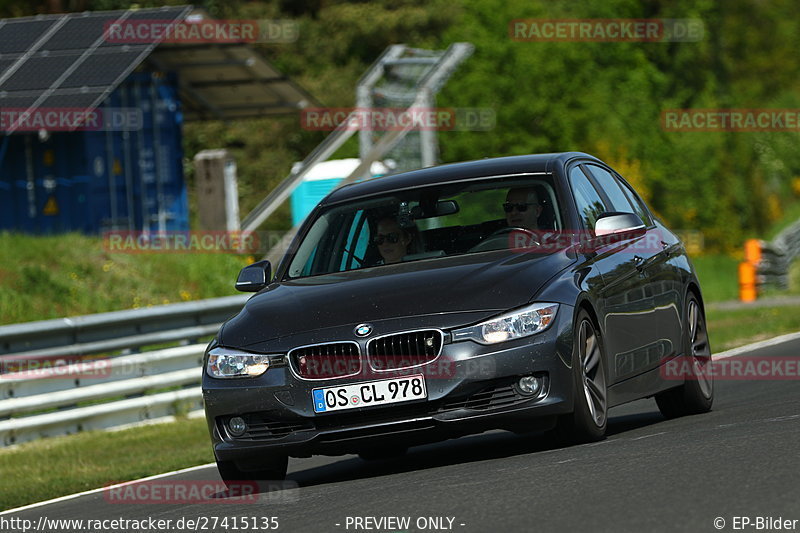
[312,375,427,413]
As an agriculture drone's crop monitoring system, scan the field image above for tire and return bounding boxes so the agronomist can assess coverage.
[358,447,408,461]
[216,455,288,489]
[655,292,714,418]
[555,309,608,444]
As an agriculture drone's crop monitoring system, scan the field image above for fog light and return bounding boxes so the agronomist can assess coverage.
[228,416,247,437]
[517,376,541,396]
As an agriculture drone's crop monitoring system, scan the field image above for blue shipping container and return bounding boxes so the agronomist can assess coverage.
[0,71,188,234]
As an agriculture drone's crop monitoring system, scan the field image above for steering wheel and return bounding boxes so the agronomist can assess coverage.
[469,227,540,253]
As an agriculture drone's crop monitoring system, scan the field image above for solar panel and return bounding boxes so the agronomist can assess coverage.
[42,14,129,51]
[0,5,317,131]
[2,55,78,92]
[0,6,189,134]
[0,94,39,109]
[39,92,106,110]
[0,59,15,77]
[61,50,148,89]
[0,19,59,54]
[151,43,317,120]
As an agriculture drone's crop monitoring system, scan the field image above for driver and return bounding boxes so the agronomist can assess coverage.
[374,217,413,265]
[503,187,542,230]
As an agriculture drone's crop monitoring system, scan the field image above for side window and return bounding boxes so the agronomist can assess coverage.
[615,177,654,227]
[340,210,370,271]
[300,248,318,277]
[585,165,636,214]
[569,166,608,230]
[289,213,332,278]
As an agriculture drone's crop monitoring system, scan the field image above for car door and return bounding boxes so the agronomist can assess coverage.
[612,173,684,360]
[569,164,659,385]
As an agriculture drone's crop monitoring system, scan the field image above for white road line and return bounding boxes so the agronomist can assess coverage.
[631,432,666,441]
[713,331,800,360]
[586,438,619,447]
[0,462,216,516]
[764,414,800,423]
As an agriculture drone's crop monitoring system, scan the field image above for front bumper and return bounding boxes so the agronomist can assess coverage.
[203,305,576,460]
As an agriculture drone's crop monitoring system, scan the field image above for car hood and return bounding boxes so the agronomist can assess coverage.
[220,250,575,347]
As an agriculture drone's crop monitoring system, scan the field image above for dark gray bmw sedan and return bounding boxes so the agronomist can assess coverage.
[203,152,713,484]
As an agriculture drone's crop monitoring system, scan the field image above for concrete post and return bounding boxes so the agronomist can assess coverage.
[194,149,240,232]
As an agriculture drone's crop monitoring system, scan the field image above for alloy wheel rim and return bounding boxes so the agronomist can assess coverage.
[688,299,713,399]
[579,319,606,427]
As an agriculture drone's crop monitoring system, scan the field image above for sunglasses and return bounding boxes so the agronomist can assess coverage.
[502,202,537,213]
[373,232,401,245]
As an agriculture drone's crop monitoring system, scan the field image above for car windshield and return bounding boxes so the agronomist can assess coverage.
[286,174,564,279]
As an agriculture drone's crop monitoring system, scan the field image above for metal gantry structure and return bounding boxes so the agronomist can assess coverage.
[240,42,473,235]
[357,43,474,172]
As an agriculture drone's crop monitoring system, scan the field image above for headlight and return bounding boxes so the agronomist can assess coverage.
[206,347,271,378]
[451,302,559,345]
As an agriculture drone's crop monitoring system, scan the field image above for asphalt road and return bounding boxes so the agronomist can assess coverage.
[5,338,800,533]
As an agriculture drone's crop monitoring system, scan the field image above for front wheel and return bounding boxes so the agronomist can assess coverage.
[655,292,714,418]
[555,310,607,444]
[216,455,288,489]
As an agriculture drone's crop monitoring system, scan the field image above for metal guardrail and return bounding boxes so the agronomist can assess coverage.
[758,218,800,289]
[0,295,249,446]
[0,294,248,357]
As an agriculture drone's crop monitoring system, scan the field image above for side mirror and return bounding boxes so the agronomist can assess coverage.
[235,260,271,292]
[594,212,646,238]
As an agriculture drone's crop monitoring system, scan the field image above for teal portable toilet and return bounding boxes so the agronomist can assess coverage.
[290,159,389,226]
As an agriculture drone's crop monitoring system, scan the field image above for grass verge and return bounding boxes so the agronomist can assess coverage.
[0,417,213,512]
[690,254,740,303]
[706,304,800,352]
[0,232,250,324]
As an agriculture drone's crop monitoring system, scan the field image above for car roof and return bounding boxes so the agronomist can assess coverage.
[321,152,601,205]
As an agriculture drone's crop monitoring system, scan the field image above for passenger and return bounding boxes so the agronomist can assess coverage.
[374,217,413,264]
[503,187,542,230]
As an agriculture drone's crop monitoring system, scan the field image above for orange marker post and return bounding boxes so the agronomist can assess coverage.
[744,239,761,265]
[739,239,761,302]
[738,261,757,302]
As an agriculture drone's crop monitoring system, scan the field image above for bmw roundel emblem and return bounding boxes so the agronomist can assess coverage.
[354,323,373,337]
